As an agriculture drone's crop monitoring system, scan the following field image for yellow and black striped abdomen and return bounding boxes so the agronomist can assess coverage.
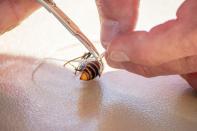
[80,61,101,81]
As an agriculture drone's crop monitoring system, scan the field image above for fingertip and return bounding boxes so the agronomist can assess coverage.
[104,51,124,69]
[107,31,150,65]
[100,19,120,49]
[11,0,41,22]
[109,51,130,62]
[176,0,197,21]
[97,0,140,49]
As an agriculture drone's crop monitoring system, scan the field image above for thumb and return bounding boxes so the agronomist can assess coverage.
[107,20,196,67]
[107,0,197,67]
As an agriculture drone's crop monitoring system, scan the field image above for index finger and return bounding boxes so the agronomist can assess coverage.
[96,0,139,48]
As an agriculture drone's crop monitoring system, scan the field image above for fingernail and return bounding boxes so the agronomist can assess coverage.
[101,20,119,47]
[110,51,130,62]
[102,41,110,48]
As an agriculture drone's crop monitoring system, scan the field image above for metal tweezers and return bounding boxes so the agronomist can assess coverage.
[36,0,100,58]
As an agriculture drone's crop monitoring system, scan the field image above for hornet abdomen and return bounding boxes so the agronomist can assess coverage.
[80,61,101,81]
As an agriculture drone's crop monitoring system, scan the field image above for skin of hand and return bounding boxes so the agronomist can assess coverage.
[96,0,197,90]
[0,0,40,35]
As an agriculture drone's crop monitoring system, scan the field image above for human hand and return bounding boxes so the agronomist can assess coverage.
[0,0,40,35]
[96,0,197,90]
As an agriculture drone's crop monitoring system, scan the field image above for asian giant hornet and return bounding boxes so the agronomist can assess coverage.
[63,52,104,81]
[31,51,104,82]
[35,0,105,81]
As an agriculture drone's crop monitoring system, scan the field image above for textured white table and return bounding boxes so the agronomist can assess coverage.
[0,0,197,131]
